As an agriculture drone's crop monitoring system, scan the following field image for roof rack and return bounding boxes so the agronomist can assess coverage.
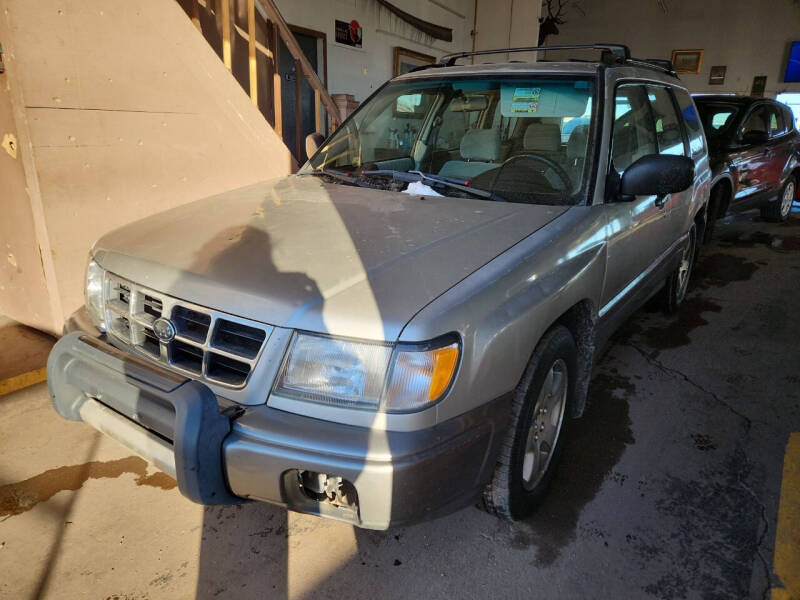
[626,58,678,77]
[435,44,679,78]
[438,44,630,67]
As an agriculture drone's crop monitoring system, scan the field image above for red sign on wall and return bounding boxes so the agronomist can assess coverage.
[335,19,362,48]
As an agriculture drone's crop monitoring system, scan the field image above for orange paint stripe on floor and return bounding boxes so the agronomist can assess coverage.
[772,433,800,600]
[0,367,47,397]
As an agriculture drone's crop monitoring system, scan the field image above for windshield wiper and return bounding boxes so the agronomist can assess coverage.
[298,168,366,187]
[362,169,506,202]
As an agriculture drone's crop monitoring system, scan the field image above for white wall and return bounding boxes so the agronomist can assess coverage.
[548,0,800,97]
[474,0,541,62]
[274,0,475,102]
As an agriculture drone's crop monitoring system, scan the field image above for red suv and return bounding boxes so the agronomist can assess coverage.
[694,95,799,233]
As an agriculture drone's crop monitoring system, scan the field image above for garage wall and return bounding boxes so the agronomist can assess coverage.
[0,0,294,334]
[548,0,800,96]
[474,0,541,62]
[273,0,475,102]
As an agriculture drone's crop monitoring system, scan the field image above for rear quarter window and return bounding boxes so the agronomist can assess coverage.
[674,90,705,158]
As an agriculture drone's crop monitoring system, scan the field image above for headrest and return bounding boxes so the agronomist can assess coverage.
[567,124,589,159]
[460,128,501,161]
[523,122,561,153]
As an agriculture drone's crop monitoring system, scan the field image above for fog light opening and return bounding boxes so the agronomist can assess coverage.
[298,470,359,510]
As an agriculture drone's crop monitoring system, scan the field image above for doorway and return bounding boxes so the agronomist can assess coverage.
[776,93,800,130]
[278,26,327,163]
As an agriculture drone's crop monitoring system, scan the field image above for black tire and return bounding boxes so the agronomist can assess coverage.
[664,223,697,314]
[483,325,577,520]
[705,187,722,243]
[760,176,796,222]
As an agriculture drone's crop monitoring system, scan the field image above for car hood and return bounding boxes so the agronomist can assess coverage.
[93,176,567,340]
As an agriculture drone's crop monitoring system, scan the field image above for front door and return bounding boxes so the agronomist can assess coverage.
[732,104,774,206]
[278,30,320,163]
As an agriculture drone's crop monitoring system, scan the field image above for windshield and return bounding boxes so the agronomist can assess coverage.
[303,76,596,206]
[695,101,741,138]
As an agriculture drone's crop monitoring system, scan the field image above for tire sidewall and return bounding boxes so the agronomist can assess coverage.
[507,327,578,519]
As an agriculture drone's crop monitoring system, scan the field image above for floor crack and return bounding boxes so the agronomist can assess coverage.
[626,341,753,432]
[738,477,772,600]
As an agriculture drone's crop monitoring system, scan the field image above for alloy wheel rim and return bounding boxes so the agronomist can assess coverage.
[781,181,795,218]
[677,235,694,301]
[522,359,568,491]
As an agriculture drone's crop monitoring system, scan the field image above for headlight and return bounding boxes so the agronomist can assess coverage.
[274,333,460,412]
[85,258,106,332]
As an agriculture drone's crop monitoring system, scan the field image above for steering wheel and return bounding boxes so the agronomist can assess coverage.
[492,153,572,193]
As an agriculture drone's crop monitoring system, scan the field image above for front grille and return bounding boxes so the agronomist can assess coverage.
[104,273,272,388]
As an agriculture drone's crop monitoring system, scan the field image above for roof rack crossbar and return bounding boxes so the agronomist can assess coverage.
[438,44,630,67]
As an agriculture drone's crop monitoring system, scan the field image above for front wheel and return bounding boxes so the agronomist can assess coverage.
[664,223,697,314]
[760,176,796,222]
[483,325,577,520]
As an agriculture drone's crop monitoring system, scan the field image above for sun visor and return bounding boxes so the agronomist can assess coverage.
[500,81,591,118]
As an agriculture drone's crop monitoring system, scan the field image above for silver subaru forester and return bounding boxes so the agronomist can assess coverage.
[48,44,710,529]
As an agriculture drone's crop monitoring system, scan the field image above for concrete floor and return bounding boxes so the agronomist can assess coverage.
[0,316,54,381]
[1,210,798,600]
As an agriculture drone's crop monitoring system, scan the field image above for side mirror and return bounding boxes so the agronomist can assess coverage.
[740,130,769,146]
[305,132,325,159]
[619,154,694,200]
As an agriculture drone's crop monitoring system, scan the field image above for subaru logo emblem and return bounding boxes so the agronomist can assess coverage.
[152,317,176,342]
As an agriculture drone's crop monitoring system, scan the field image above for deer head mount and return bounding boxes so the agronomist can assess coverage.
[538,0,585,46]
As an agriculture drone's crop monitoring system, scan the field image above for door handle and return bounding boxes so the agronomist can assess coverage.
[655,195,667,208]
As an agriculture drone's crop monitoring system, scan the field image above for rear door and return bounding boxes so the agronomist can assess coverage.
[646,85,693,240]
[762,103,793,194]
[600,83,671,311]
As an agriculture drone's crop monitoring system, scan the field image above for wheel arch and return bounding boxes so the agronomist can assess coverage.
[710,176,734,219]
[544,299,597,419]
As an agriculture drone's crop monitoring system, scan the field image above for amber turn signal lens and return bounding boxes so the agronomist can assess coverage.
[428,345,459,401]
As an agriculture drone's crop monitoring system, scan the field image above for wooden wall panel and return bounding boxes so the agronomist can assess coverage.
[0,0,295,332]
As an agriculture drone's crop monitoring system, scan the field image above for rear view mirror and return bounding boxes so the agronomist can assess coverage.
[741,130,769,146]
[619,154,694,199]
[305,133,325,159]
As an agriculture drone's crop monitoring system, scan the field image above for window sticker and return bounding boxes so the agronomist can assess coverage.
[512,88,541,102]
[511,101,540,114]
[501,82,591,118]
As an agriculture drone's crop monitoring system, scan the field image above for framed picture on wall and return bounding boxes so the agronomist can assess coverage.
[671,49,704,74]
[709,65,726,85]
[751,76,767,97]
[393,47,435,77]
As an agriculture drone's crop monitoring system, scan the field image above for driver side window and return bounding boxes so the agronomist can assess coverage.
[740,106,769,138]
[612,85,657,173]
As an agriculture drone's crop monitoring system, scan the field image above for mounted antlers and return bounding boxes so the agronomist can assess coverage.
[538,0,584,46]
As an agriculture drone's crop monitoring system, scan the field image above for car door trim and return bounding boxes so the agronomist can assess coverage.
[599,231,689,318]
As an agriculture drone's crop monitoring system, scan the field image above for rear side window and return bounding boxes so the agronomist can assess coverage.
[674,90,705,158]
[612,85,657,173]
[767,104,785,137]
[647,86,686,156]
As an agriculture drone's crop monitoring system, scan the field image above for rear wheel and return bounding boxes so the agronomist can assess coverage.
[760,176,796,222]
[483,325,577,520]
[664,223,697,314]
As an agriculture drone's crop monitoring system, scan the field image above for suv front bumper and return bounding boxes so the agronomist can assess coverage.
[47,332,509,529]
